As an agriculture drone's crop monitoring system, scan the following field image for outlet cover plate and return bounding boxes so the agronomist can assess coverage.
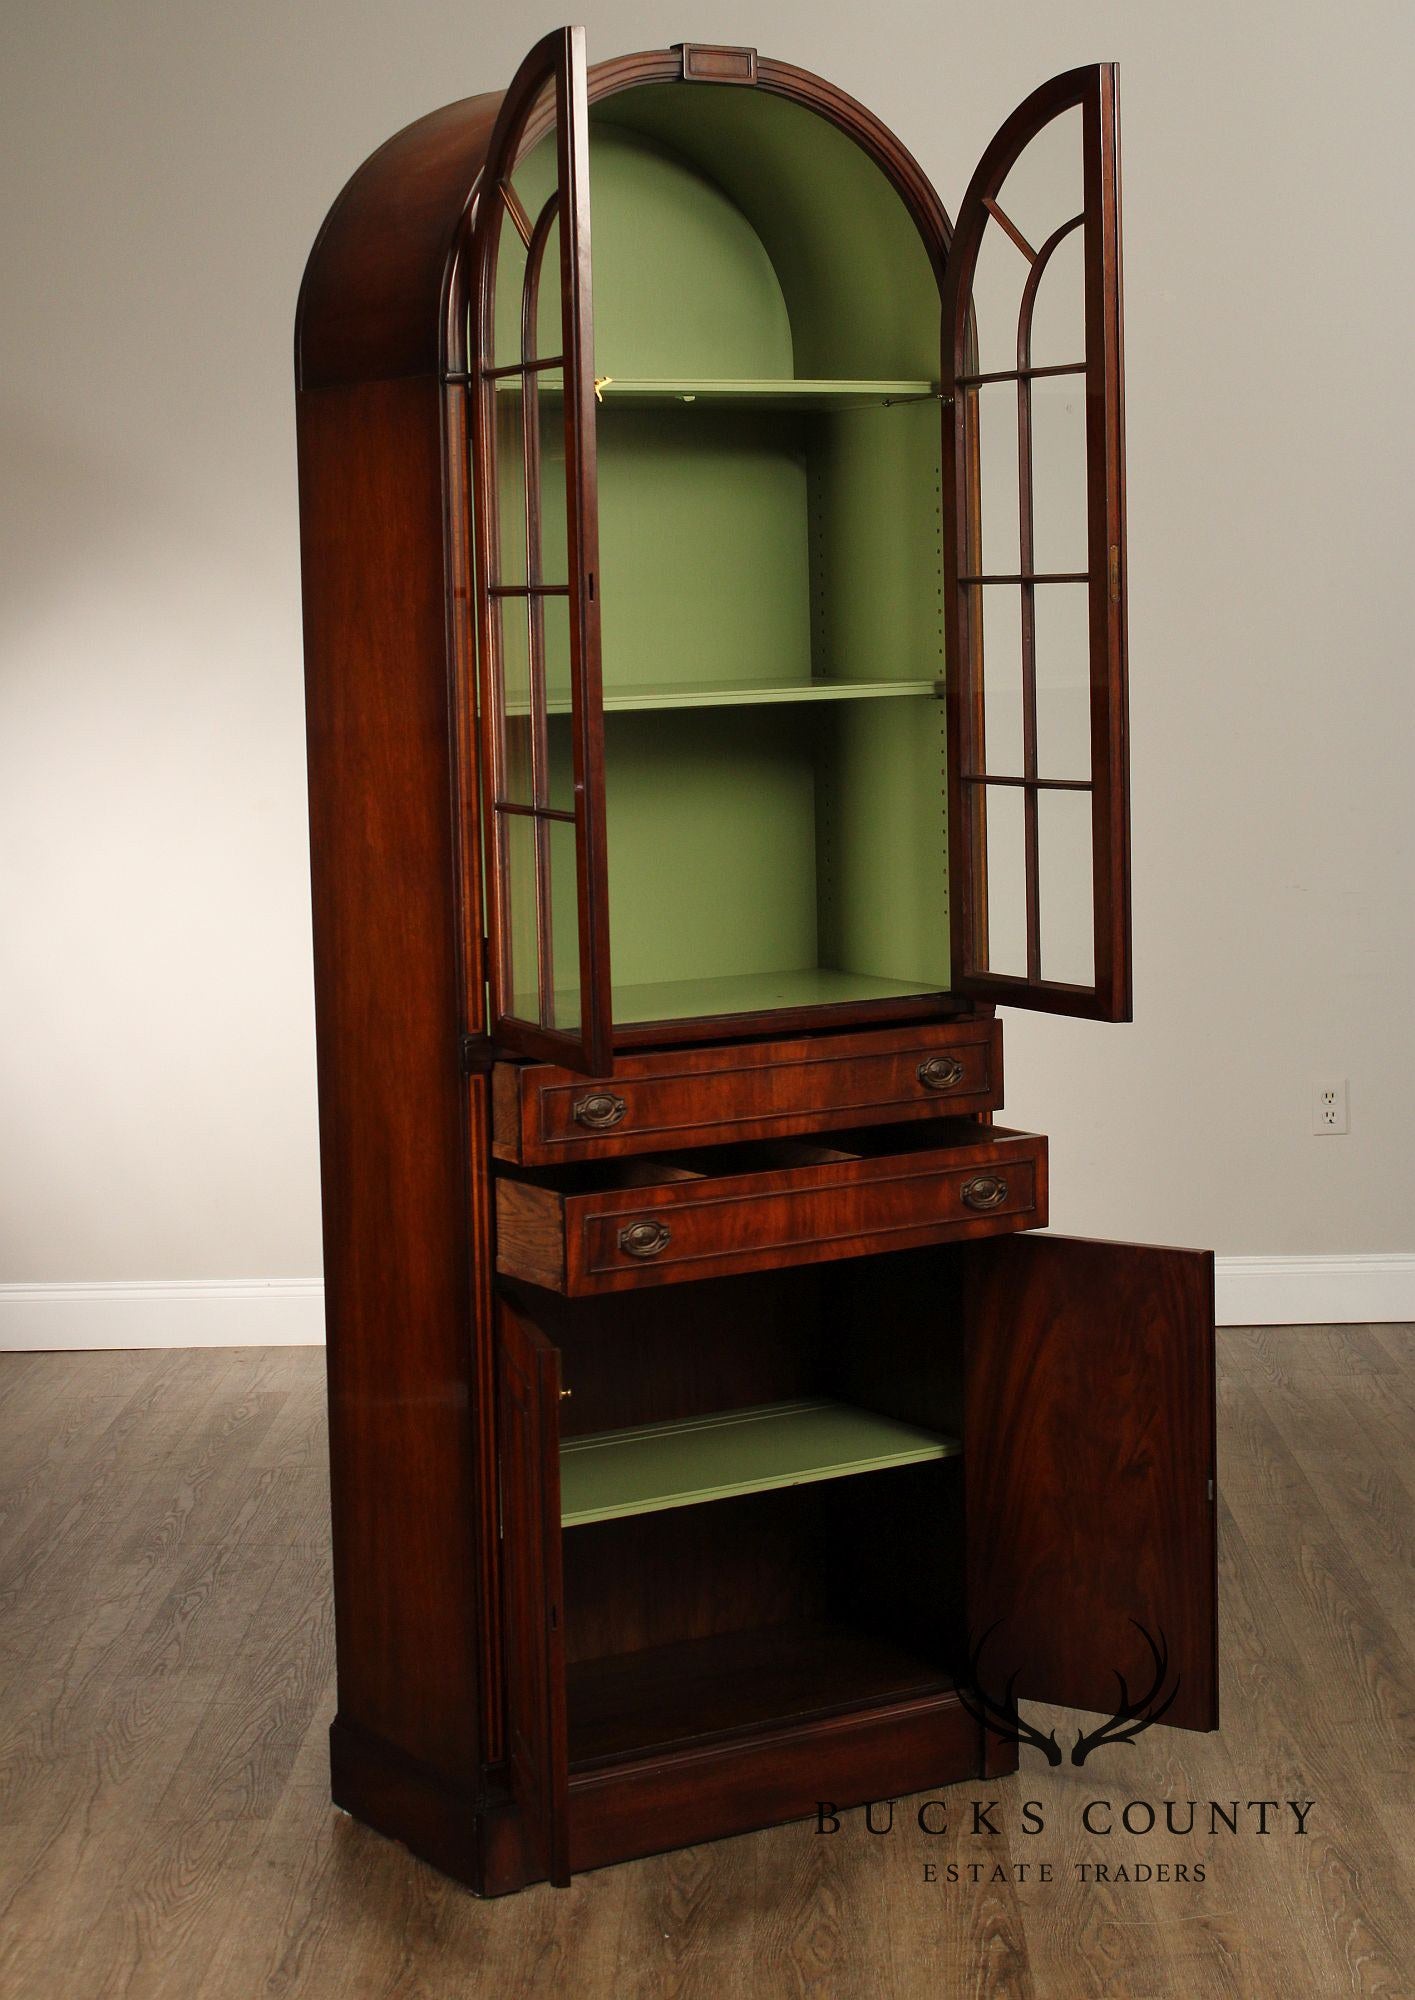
[1312,1077,1349,1136]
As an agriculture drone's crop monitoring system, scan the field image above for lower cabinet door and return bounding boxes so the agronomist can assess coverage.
[963,1235,1218,1736]
[497,1300,570,1886]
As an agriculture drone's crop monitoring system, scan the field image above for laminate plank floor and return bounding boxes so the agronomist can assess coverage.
[1,1332,1411,1998]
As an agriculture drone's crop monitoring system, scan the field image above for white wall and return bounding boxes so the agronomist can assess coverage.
[2,0,1411,1308]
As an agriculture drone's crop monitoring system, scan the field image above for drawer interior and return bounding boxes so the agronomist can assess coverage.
[509,1250,967,1767]
[500,1116,1022,1198]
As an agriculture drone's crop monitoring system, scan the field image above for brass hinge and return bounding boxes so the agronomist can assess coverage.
[1108,544,1122,604]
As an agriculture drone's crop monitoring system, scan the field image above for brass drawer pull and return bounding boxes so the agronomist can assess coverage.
[572,1090,627,1130]
[617,1220,671,1259]
[961,1175,1009,1211]
[917,1056,965,1092]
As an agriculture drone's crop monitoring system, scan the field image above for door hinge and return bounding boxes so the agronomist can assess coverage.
[1207,1477,1215,1503]
[1108,544,1122,604]
[461,1032,497,1076]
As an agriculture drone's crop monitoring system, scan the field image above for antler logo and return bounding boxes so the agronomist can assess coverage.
[957,1620,1181,1766]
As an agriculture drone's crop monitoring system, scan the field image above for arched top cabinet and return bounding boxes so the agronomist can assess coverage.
[296,35,1212,1901]
[299,34,1131,1079]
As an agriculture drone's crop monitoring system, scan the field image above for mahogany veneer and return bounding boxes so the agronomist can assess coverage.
[297,28,1216,1897]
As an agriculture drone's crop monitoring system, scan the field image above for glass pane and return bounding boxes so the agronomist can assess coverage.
[1029,223,1085,371]
[523,203,563,368]
[993,104,1083,263]
[981,783,1027,977]
[532,364,568,587]
[1030,375,1088,574]
[494,374,527,587]
[491,199,529,370]
[538,597,574,808]
[975,585,1024,778]
[497,599,575,813]
[503,807,543,1023]
[1033,582,1091,780]
[548,815,584,1031]
[1038,788,1094,986]
[495,367,568,592]
[498,598,534,805]
[967,219,1028,376]
[966,381,1019,576]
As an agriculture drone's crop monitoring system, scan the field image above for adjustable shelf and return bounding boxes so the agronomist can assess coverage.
[509,677,942,716]
[560,1398,959,1528]
[500,376,938,409]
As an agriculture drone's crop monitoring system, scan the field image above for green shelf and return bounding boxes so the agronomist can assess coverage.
[560,1398,959,1528]
[502,377,938,409]
[514,967,947,1030]
[508,677,942,716]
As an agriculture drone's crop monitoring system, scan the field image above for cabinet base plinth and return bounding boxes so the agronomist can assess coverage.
[568,1690,986,1877]
[329,1717,536,1898]
[330,1696,993,1893]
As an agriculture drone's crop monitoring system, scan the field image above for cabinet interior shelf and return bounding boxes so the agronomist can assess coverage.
[560,1397,959,1528]
[507,677,942,715]
[500,377,939,409]
[516,967,947,1029]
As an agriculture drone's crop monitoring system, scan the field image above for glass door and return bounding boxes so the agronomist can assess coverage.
[942,65,1132,1019]
[470,26,613,1071]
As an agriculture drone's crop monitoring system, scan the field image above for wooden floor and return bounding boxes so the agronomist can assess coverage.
[1,1329,1411,1998]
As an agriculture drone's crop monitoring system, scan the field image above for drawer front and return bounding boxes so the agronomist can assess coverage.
[496,1131,1045,1296]
[492,1020,1002,1165]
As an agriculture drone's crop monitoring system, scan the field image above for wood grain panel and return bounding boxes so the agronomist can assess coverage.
[496,1302,569,1887]
[964,1234,1218,1730]
[298,376,484,1780]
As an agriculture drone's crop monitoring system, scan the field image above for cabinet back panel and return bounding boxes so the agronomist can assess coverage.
[516,1266,828,1439]
[562,1468,960,1669]
[593,86,941,381]
[597,409,812,693]
[601,705,820,990]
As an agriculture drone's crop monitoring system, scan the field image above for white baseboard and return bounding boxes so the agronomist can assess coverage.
[0,1256,1411,1351]
[0,1279,325,1351]
[1213,1254,1415,1328]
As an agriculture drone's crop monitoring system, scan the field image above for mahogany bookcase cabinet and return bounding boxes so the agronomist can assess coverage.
[295,31,1218,1893]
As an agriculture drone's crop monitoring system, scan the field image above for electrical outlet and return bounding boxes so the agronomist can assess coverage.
[1312,1077,1349,1136]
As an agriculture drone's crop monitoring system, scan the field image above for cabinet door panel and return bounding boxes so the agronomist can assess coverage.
[943,66,1132,1020]
[497,1299,570,1885]
[470,26,613,1072]
[964,1235,1217,1732]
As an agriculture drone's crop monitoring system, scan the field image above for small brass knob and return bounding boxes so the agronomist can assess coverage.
[617,1220,671,1259]
[558,1387,573,1401]
[961,1175,1008,1211]
[917,1056,965,1092]
[572,1090,627,1129]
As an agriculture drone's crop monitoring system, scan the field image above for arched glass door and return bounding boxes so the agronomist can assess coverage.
[943,65,1132,1019]
[470,26,613,1071]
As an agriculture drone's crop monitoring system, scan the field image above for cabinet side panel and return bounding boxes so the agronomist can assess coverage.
[298,376,483,1779]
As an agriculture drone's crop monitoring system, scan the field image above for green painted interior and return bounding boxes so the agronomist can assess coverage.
[496,88,950,1029]
[585,380,936,408]
[560,1398,959,1528]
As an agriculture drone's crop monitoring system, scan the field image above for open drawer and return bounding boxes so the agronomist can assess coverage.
[491,1020,1003,1166]
[494,1120,1047,1295]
